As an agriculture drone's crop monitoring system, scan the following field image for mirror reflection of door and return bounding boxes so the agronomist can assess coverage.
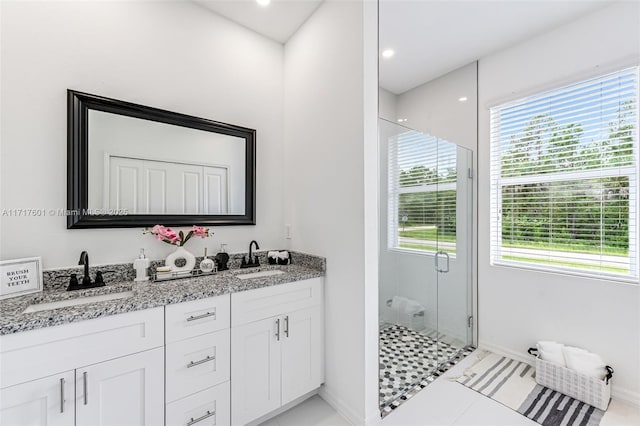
[107,155,229,215]
[87,108,246,217]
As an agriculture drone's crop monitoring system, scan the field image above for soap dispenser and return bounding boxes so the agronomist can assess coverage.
[199,248,215,273]
[215,244,230,271]
[134,249,150,282]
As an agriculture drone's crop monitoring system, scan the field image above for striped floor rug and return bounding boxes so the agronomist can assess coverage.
[456,351,607,426]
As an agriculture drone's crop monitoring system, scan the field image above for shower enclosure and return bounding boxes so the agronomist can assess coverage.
[378,118,474,412]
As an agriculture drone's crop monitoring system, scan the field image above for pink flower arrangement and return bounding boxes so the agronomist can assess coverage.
[144,225,212,246]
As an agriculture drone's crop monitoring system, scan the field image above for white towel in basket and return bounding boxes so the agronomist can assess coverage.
[536,341,566,366]
[563,346,607,380]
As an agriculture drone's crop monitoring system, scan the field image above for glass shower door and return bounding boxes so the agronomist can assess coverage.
[378,119,474,413]
[435,140,474,364]
[379,119,440,410]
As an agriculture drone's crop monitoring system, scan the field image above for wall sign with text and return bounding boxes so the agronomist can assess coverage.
[0,257,43,299]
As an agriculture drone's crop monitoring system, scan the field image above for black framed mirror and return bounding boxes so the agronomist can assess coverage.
[67,90,256,228]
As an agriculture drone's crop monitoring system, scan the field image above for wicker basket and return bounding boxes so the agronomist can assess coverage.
[528,348,613,411]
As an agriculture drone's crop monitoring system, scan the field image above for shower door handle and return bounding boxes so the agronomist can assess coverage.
[435,251,449,273]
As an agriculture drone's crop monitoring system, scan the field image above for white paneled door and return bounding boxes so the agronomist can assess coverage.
[75,348,164,426]
[108,156,143,213]
[203,167,228,214]
[0,371,75,426]
[107,155,228,214]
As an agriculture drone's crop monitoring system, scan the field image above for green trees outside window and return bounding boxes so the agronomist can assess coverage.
[491,68,638,278]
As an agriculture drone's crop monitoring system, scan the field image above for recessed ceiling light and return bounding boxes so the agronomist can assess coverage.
[458,96,468,102]
[397,118,407,123]
[256,0,271,6]
[382,49,395,59]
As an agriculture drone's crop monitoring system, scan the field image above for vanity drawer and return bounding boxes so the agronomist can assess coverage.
[166,329,230,403]
[231,278,323,326]
[166,294,230,344]
[0,308,164,388]
[166,381,230,426]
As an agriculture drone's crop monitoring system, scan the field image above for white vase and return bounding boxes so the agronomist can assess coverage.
[165,245,196,273]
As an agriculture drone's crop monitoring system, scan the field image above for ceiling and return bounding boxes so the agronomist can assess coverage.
[380,0,614,94]
[195,0,322,44]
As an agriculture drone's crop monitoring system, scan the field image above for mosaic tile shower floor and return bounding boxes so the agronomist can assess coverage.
[379,324,475,416]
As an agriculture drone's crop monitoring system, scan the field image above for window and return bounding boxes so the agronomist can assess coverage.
[490,67,639,281]
[388,130,457,255]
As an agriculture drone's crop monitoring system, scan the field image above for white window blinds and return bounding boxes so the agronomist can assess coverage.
[490,67,639,281]
[388,129,457,255]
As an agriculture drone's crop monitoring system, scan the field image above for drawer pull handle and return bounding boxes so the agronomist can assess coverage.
[284,315,289,338]
[186,311,216,322]
[187,410,215,426]
[60,378,65,413]
[187,355,215,368]
[83,372,88,405]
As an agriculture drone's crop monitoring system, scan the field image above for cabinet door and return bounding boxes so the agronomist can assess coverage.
[231,317,281,425]
[0,371,74,426]
[281,306,324,405]
[76,348,164,426]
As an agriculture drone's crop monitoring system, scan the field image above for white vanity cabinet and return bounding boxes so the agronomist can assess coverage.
[165,294,231,426]
[0,277,324,426]
[0,308,165,426]
[231,278,324,425]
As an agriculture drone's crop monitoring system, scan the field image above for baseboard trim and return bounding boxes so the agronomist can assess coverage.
[319,385,363,426]
[611,386,640,407]
[364,405,383,426]
[478,341,640,407]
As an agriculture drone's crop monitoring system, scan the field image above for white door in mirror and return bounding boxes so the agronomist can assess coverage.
[106,156,229,215]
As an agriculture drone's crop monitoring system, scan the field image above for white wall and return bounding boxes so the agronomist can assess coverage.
[478,2,640,403]
[283,1,370,423]
[0,0,285,268]
[396,62,477,152]
[378,88,397,122]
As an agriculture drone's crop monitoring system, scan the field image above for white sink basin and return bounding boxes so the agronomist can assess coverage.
[236,270,286,280]
[23,291,134,314]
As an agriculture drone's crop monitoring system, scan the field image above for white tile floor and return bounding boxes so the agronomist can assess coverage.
[263,350,640,426]
[259,395,351,426]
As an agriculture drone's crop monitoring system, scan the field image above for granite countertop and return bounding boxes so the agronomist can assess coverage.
[0,263,324,336]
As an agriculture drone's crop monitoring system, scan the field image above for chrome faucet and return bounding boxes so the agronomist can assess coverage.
[241,240,260,268]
